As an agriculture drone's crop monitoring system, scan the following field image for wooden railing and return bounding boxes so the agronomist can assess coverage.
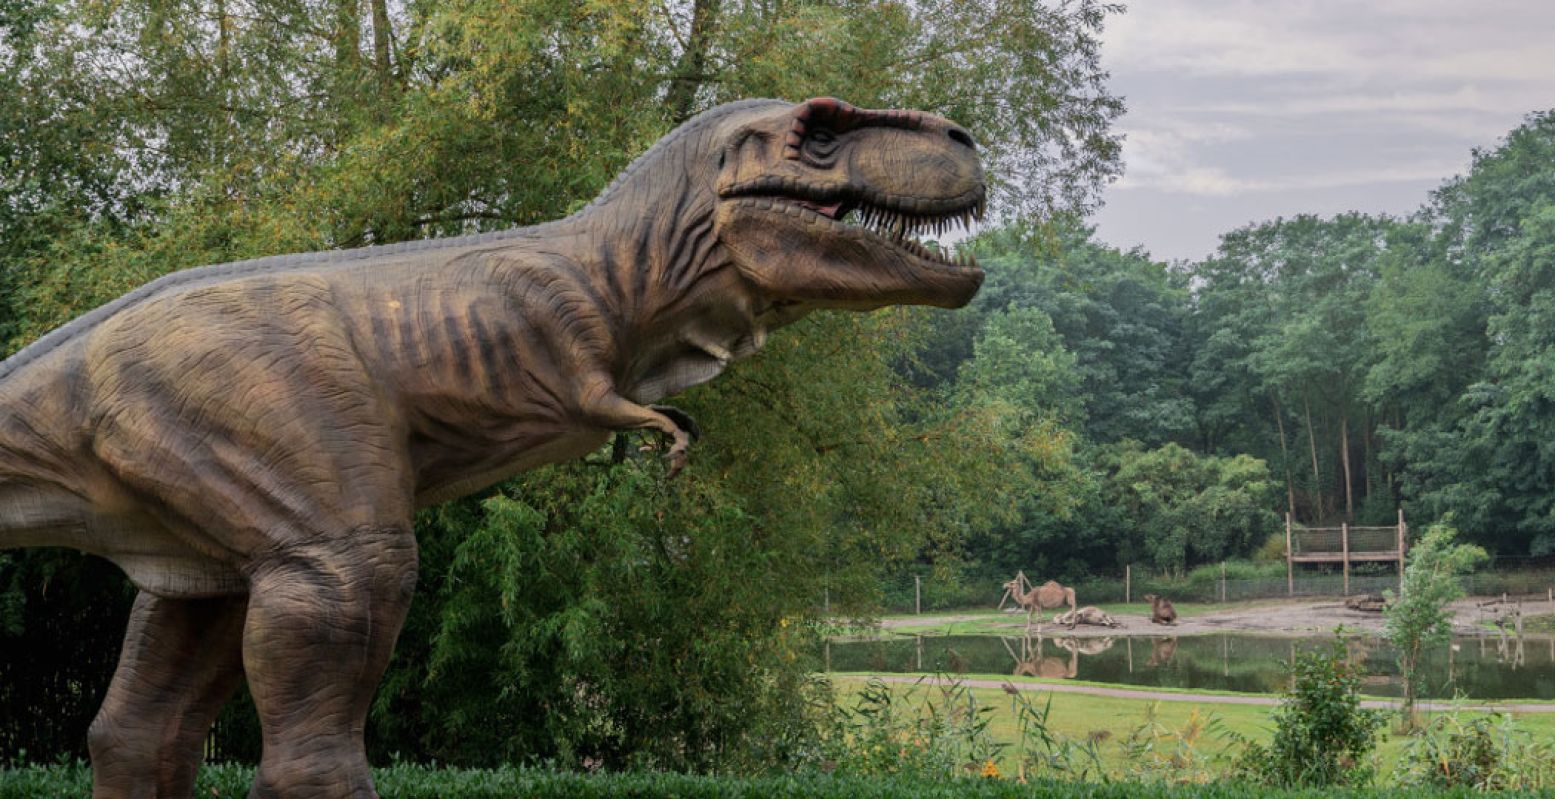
[1285,509,1407,596]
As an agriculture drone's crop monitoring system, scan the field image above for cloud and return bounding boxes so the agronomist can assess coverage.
[1093,0,1551,229]
[1116,162,1470,197]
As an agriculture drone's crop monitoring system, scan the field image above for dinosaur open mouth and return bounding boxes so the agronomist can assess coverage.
[789,195,985,270]
[725,186,987,271]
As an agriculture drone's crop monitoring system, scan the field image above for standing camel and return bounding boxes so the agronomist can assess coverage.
[1002,576,1077,630]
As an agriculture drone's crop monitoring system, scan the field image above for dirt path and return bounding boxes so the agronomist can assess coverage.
[863,674,1555,713]
[879,597,1553,638]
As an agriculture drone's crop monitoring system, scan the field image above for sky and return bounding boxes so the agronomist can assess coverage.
[1090,0,1555,263]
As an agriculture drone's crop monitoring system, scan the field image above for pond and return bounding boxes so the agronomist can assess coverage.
[824,632,1555,700]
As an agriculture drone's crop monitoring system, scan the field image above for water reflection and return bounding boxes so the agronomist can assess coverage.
[828,632,1555,700]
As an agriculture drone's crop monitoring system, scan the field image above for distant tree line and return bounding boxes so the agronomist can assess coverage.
[926,110,1555,584]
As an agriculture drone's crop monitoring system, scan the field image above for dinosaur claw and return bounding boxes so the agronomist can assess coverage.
[651,405,701,442]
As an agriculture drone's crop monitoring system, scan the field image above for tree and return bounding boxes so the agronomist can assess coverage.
[1383,521,1488,727]
[1388,111,1555,555]
[1100,442,1278,575]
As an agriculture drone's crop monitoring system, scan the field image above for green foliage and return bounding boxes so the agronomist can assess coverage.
[1235,638,1386,788]
[813,676,1005,778]
[1121,704,1235,784]
[9,762,1548,798]
[1383,523,1488,723]
[1100,443,1279,575]
[1396,712,1555,791]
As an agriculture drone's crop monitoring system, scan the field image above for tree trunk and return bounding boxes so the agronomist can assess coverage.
[1304,394,1322,520]
[370,0,394,93]
[1362,410,1373,501]
[666,0,721,123]
[1271,395,1296,519]
[1340,411,1354,522]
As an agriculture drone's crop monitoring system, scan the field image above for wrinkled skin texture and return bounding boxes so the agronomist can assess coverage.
[0,97,984,797]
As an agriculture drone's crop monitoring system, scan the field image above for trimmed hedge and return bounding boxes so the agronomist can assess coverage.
[1,765,1548,799]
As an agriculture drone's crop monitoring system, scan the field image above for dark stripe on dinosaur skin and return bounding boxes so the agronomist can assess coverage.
[666,212,718,293]
[466,303,506,400]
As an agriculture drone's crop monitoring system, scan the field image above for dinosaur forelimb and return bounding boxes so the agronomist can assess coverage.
[581,383,700,477]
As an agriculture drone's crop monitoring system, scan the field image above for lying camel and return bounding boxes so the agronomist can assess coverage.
[1055,635,1116,656]
[1052,605,1121,628]
[1003,577,1077,630]
[1143,593,1177,625]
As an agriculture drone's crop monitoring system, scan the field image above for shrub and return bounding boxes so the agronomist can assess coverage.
[1235,637,1386,787]
[812,676,1005,778]
[1396,712,1555,790]
[1121,703,1235,784]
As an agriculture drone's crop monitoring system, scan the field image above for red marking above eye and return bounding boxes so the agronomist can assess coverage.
[784,97,925,160]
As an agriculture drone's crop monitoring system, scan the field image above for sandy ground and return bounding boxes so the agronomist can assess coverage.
[879,596,1555,638]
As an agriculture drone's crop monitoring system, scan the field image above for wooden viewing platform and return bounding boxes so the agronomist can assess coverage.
[1285,509,1407,595]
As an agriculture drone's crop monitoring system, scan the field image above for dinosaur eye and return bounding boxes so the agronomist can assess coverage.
[803,128,840,161]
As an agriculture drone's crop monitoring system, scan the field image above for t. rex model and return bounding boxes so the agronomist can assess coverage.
[0,97,985,798]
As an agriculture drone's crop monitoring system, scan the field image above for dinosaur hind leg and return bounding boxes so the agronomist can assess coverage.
[243,525,417,799]
[89,591,248,799]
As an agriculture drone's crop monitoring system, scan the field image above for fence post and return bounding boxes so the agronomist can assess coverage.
[1342,522,1350,597]
[824,588,829,616]
[1286,512,1294,597]
[1125,565,1131,604]
[1398,508,1408,593]
[1220,562,1227,603]
[915,575,921,615]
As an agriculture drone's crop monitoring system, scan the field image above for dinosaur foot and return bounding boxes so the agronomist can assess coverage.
[650,405,700,478]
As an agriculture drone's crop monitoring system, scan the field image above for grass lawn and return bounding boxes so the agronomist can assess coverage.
[828,674,1555,781]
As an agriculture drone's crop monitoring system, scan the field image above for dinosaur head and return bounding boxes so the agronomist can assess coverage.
[713,97,986,311]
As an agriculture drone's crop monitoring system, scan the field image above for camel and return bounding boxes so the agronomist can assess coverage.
[1052,605,1121,628]
[1143,593,1177,625]
[1002,575,1077,630]
[1004,634,1077,680]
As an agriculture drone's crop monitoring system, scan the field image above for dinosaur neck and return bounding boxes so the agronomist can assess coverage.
[544,168,767,403]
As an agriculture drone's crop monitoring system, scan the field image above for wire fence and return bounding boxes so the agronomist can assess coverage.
[878,557,1555,615]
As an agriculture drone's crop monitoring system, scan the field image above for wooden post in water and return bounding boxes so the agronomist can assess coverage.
[1342,522,1350,596]
[1286,512,1294,596]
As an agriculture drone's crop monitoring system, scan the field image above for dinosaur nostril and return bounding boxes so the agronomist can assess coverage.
[947,127,976,150]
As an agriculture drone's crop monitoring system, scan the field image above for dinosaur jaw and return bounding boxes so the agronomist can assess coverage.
[717,191,986,310]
